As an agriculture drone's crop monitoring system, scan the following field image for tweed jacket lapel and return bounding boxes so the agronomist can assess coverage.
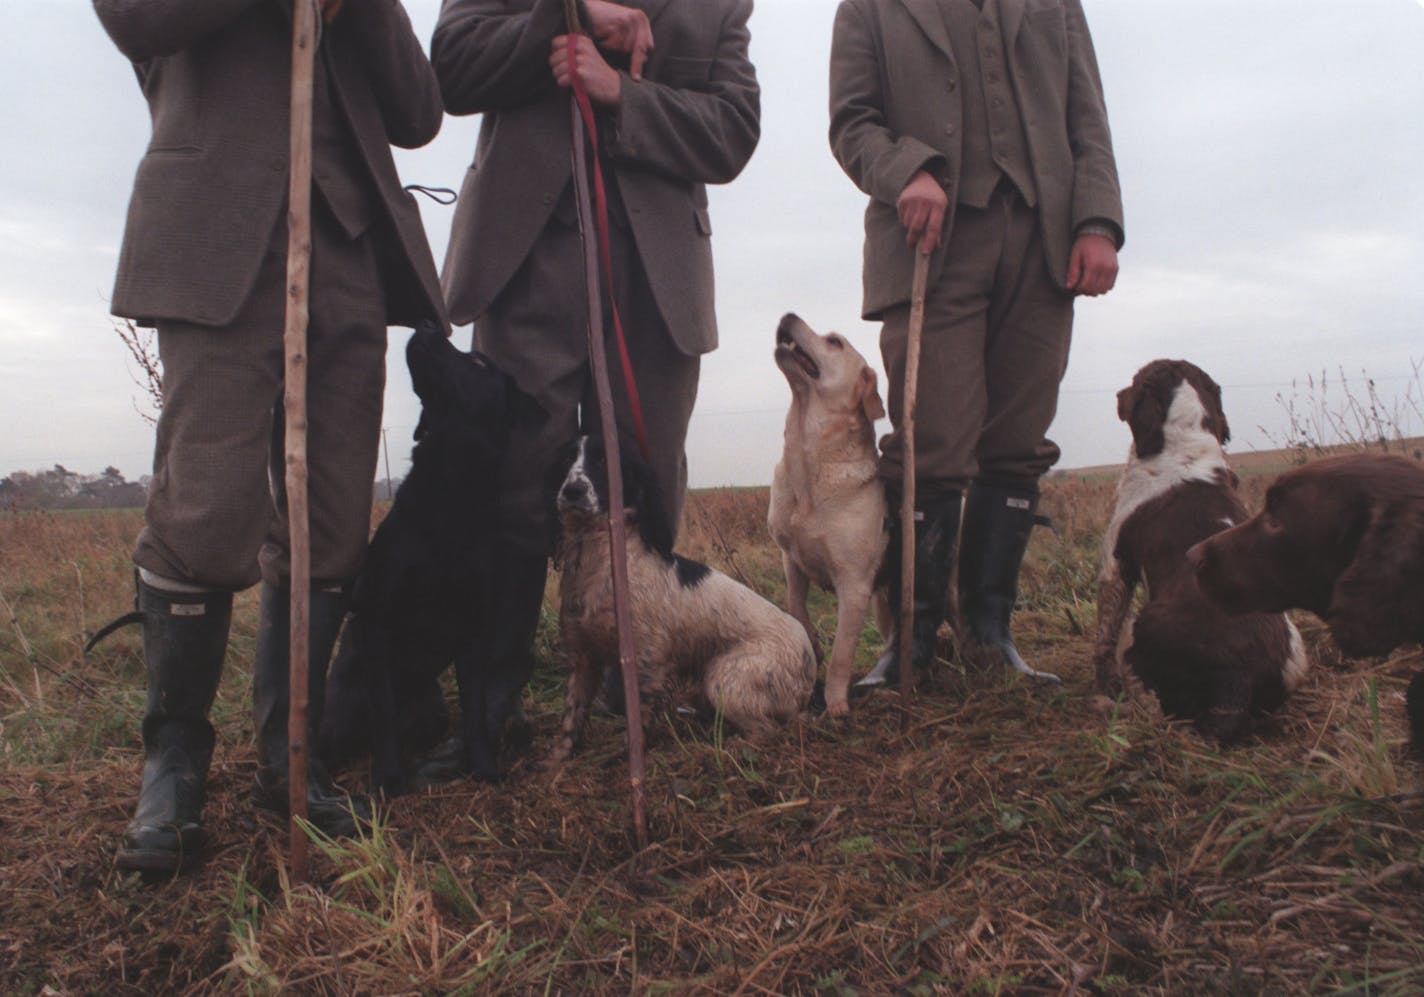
[998,0,1025,48]
[900,0,954,61]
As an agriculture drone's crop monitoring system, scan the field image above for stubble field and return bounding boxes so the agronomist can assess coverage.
[2,466,1422,994]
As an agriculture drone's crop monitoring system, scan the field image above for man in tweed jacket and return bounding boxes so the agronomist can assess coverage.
[426,0,760,772]
[829,0,1124,688]
[94,0,447,875]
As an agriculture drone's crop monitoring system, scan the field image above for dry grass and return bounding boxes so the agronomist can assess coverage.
[2,476,1422,995]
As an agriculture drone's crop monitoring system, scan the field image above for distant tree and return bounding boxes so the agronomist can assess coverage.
[1,465,148,510]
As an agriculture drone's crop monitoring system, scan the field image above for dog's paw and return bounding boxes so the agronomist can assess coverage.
[824,696,850,718]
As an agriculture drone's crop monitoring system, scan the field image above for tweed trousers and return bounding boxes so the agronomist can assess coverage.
[474,205,700,558]
[878,189,1074,499]
[134,204,388,591]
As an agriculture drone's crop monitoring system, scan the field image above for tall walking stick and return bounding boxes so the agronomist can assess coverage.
[283,0,318,882]
[897,251,931,731]
[562,0,649,852]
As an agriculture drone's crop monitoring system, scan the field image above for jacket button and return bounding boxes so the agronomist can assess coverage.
[945,124,955,135]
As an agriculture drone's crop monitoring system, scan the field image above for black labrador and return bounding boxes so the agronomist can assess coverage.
[320,322,542,794]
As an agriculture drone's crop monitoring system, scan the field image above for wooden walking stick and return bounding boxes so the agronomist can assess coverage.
[562,0,650,852]
[897,251,931,731]
[283,0,318,882]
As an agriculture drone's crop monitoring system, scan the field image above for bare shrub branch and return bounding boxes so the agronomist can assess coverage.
[115,318,163,425]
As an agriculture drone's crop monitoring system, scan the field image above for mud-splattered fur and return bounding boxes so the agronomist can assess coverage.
[551,436,817,761]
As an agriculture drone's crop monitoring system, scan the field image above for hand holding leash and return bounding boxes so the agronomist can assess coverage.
[562,0,650,855]
[550,34,624,106]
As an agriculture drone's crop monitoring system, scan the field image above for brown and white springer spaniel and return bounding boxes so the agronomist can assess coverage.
[1095,360,1308,743]
[1188,452,1424,752]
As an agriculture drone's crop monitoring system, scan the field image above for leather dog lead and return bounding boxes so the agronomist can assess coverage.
[282,0,319,882]
[563,0,649,853]
[562,7,651,464]
[898,251,932,727]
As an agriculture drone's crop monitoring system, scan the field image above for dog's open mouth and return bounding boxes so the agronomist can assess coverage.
[775,330,820,379]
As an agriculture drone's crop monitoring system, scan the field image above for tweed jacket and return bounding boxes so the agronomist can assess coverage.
[830,0,1124,319]
[95,0,448,330]
[432,0,760,357]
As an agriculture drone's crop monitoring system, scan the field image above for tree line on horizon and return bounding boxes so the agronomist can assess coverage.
[0,464,407,512]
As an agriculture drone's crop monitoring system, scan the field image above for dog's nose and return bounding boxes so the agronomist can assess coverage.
[561,479,588,504]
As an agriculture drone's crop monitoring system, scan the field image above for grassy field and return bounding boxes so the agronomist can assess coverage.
[1,468,1422,995]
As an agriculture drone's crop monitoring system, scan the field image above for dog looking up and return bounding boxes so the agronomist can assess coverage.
[551,435,817,761]
[320,324,542,794]
[768,313,890,716]
[1095,359,1308,743]
[1188,452,1424,752]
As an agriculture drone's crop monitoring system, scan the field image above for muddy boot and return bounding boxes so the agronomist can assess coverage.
[251,582,372,837]
[856,493,961,692]
[957,481,1060,684]
[115,579,231,876]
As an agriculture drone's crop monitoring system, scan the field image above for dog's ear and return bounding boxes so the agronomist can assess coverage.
[1186,364,1231,444]
[1327,492,1419,656]
[857,367,886,423]
[1119,381,1166,458]
[622,446,676,558]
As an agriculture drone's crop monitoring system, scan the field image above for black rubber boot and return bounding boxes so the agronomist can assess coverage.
[251,582,372,837]
[414,549,546,785]
[957,481,1060,684]
[856,493,962,691]
[115,579,231,876]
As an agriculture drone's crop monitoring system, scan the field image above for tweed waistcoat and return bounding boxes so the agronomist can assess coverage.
[942,0,1037,208]
[312,45,376,239]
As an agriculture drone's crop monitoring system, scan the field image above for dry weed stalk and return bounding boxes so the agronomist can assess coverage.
[1264,360,1424,462]
[114,318,163,425]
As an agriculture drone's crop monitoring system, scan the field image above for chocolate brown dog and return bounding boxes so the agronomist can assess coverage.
[1189,452,1424,751]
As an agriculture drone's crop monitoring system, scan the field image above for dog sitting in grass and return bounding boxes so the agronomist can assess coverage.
[767,312,890,716]
[549,435,817,762]
[1095,359,1308,743]
[320,323,542,794]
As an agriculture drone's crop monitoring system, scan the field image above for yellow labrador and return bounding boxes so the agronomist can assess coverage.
[768,313,891,716]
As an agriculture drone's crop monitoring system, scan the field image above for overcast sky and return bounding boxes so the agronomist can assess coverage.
[2,0,1422,489]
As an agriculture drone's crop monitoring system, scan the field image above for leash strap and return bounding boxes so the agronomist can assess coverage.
[565,34,651,462]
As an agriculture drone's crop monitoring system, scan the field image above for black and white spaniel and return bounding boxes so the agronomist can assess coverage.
[1094,359,1308,743]
[550,435,817,762]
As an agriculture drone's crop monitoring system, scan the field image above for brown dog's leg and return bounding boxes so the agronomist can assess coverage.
[550,650,602,763]
[1093,567,1136,697]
